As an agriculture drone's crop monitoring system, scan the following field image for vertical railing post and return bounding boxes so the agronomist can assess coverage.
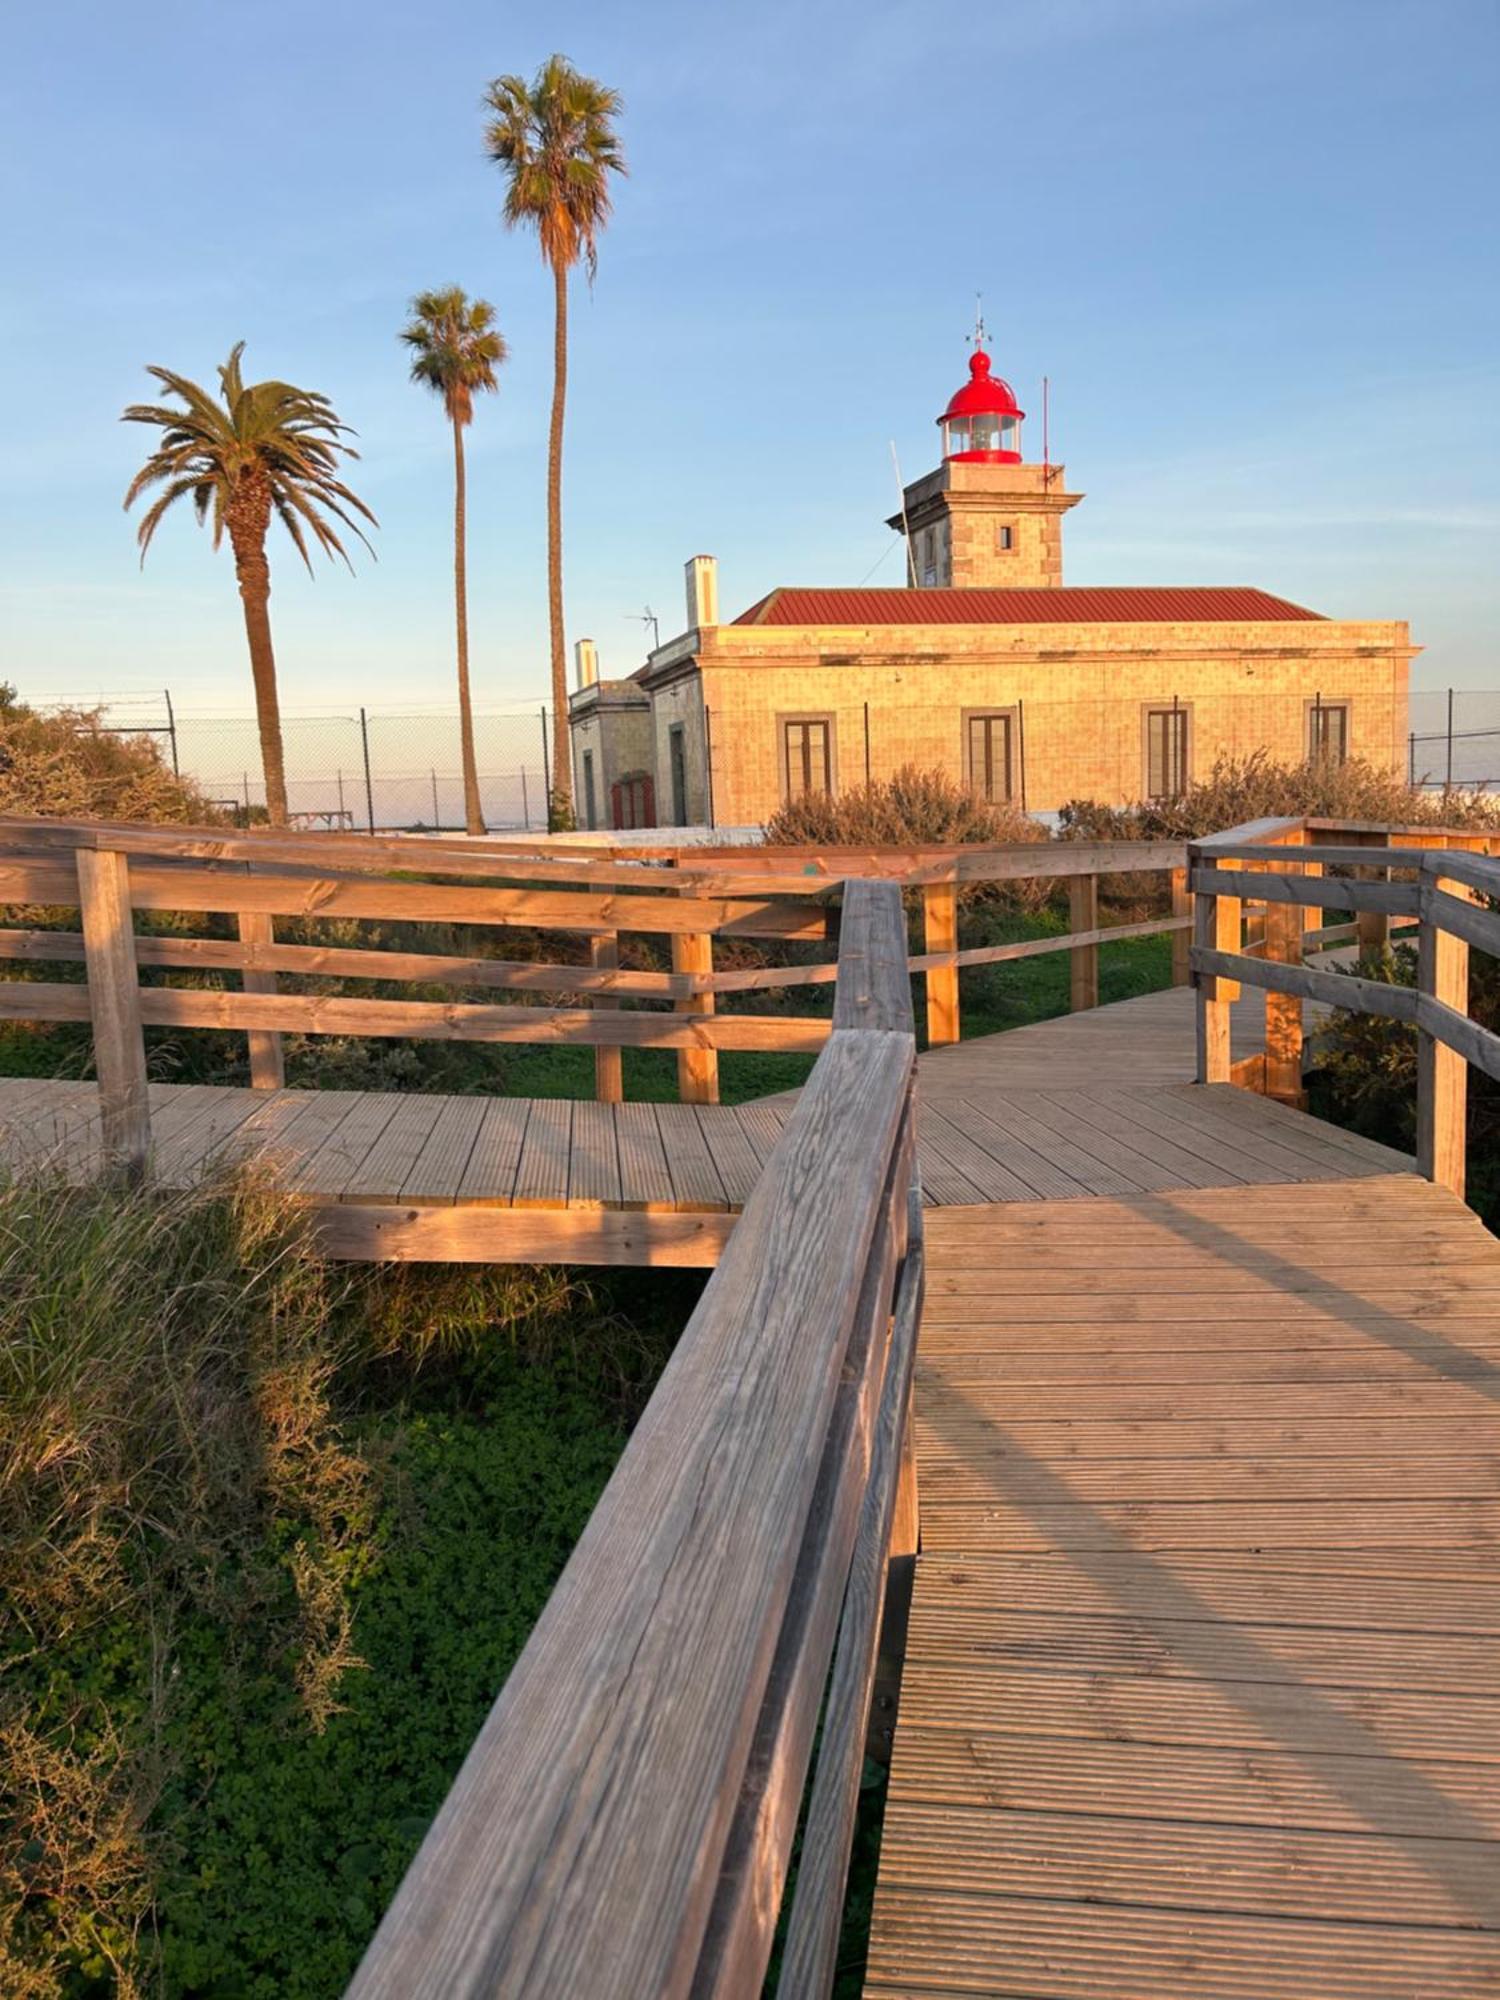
[672,928,718,1103]
[1354,830,1391,958]
[75,848,150,1177]
[1170,865,1191,986]
[922,875,959,1046]
[1068,869,1099,1012]
[1262,838,1306,1106]
[1193,852,1239,1086]
[237,910,285,1090]
[1417,867,1470,1199]
[591,931,623,1103]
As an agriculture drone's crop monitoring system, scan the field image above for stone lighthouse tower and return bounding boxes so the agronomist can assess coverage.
[889,341,1082,588]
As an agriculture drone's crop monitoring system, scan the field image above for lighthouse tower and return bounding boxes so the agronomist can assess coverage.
[889,342,1082,589]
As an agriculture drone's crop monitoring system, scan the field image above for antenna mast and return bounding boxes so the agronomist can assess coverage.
[889,442,916,586]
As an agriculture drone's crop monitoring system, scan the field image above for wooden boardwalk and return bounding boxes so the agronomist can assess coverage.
[866,1176,1500,1998]
[0,998,1410,1265]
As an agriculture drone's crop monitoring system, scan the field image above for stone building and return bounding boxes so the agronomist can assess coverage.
[569,345,1414,828]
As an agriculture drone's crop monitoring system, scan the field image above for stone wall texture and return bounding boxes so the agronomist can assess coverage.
[677,616,1412,823]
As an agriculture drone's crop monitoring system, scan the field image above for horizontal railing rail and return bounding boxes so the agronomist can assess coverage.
[1190,814,1500,1196]
[345,879,924,1999]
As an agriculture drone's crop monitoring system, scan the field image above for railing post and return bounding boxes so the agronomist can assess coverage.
[75,848,150,1177]
[1262,848,1305,1106]
[591,931,623,1103]
[1069,870,1099,1012]
[1354,831,1391,957]
[923,876,959,1046]
[671,928,718,1103]
[1170,866,1191,986]
[237,911,285,1090]
[1192,853,1239,1086]
[1417,869,1470,1199]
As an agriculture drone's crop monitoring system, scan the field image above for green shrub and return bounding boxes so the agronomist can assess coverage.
[1057,749,1500,842]
[1313,944,1500,1228]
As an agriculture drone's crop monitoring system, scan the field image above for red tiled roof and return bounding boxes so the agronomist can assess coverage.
[732,586,1325,627]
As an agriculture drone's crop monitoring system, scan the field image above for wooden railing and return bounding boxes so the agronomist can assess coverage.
[344,879,923,1997]
[0,816,1193,1173]
[1191,814,1500,1199]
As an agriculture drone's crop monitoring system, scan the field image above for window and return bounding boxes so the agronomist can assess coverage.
[1309,701,1350,764]
[782,717,833,800]
[921,528,937,587]
[668,724,688,826]
[966,711,1014,802]
[996,523,1015,553]
[582,750,597,831]
[1145,704,1190,799]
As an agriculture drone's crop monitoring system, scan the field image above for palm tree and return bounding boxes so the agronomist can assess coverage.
[484,55,625,825]
[400,287,507,835]
[122,345,375,826]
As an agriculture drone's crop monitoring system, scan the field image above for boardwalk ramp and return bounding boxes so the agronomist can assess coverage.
[867,1174,1500,2000]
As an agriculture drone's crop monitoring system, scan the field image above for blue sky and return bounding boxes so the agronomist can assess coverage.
[1,0,1496,720]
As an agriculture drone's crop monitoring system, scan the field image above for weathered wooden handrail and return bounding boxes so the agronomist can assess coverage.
[345,878,923,1998]
[1190,815,1500,1198]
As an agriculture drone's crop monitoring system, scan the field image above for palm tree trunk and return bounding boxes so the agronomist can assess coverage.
[230,527,289,826]
[546,258,571,825]
[452,414,485,835]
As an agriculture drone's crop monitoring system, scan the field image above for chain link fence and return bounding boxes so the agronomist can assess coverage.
[53,693,557,831]
[41,684,1500,829]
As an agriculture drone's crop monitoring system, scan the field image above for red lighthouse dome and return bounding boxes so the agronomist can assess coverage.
[941,348,1025,464]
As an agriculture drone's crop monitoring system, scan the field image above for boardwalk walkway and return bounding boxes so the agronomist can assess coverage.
[6,965,1496,1992]
[0,987,1409,1263]
[864,1009,1500,1996]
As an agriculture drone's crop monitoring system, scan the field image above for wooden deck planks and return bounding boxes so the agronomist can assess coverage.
[867,1178,1500,1999]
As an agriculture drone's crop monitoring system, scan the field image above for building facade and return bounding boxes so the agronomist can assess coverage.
[570,346,1414,829]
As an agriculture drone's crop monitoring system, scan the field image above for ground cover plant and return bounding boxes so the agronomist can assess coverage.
[0,1166,698,1996]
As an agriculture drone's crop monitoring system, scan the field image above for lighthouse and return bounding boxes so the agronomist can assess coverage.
[889,340,1082,588]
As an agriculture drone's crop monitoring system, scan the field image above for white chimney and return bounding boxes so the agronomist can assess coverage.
[574,637,599,689]
[685,554,719,631]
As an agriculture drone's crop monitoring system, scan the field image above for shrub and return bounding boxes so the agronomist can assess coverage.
[0,683,222,825]
[1057,749,1500,842]
[764,763,1047,849]
[1314,944,1500,1228]
[0,1169,368,1992]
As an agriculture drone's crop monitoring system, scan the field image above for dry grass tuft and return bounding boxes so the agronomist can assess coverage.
[1058,750,1500,841]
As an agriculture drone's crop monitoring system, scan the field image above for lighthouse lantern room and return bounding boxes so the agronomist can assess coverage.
[941,348,1024,464]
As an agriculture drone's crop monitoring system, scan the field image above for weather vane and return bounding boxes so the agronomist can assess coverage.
[968,293,989,351]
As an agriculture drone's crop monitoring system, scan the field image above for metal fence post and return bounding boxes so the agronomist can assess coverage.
[540,707,550,819]
[360,707,376,832]
[164,687,180,776]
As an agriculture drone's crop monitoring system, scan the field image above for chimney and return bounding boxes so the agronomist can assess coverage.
[685,554,719,631]
[574,637,599,689]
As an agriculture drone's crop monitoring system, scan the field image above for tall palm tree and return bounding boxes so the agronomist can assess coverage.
[400,287,507,835]
[123,345,375,826]
[484,55,624,826]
